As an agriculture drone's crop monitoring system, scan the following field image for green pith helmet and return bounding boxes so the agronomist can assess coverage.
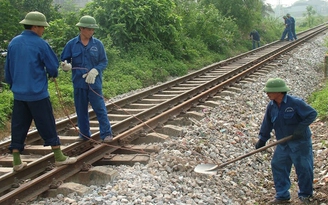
[76,15,99,29]
[19,11,49,27]
[263,78,290,92]
[283,16,287,19]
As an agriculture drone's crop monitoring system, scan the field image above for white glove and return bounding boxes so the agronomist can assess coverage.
[82,68,99,84]
[61,60,72,71]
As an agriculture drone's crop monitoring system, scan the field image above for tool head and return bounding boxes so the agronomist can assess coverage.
[194,164,218,175]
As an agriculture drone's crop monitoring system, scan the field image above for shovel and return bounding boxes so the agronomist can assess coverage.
[194,135,293,175]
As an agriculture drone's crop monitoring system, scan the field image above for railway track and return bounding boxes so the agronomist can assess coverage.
[0,24,327,204]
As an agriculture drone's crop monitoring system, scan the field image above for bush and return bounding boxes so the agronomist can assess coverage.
[0,89,13,128]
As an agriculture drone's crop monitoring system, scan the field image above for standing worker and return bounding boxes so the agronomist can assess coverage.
[249,29,260,49]
[255,78,317,204]
[280,16,293,41]
[4,11,77,171]
[60,15,113,142]
[287,13,297,40]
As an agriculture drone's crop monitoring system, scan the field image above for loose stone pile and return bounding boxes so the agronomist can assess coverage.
[31,35,328,205]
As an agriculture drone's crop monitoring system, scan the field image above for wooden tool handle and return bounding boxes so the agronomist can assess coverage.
[217,135,293,169]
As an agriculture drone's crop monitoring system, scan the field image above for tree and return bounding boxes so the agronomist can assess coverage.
[200,0,263,33]
[303,6,316,27]
[9,0,61,21]
[82,0,182,53]
[175,1,238,53]
[262,2,275,17]
[43,12,79,55]
[0,0,21,49]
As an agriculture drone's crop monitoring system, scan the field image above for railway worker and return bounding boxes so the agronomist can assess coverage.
[287,13,297,40]
[4,11,77,171]
[280,16,294,41]
[60,15,113,142]
[255,78,317,204]
[249,29,260,49]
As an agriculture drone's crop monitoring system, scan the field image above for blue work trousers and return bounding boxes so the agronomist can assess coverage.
[9,98,61,152]
[281,27,293,41]
[252,40,260,49]
[291,26,297,40]
[74,88,112,140]
[271,143,313,200]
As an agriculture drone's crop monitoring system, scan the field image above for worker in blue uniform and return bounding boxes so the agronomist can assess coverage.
[255,78,317,204]
[60,15,113,142]
[287,13,297,40]
[280,16,294,41]
[249,29,260,49]
[5,11,77,171]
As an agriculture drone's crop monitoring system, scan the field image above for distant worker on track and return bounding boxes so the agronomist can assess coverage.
[255,78,317,204]
[287,13,297,40]
[280,16,293,41]
[249,29,260,49]
[4,11,77,172]
[60,15,113,142]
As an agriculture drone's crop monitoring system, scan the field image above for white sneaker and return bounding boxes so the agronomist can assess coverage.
[102,135,113,143]
[55,157,77,166]
[13,162,27,171]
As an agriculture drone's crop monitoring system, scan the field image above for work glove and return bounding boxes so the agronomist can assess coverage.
[255,139,266,149]
[82,68,99,84]
[292,125,307,140]
[61,60,72,72]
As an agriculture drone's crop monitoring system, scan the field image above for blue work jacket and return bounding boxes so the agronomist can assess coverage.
[60,35,108,90]
[258,94,317,152]
[5,30,59,101]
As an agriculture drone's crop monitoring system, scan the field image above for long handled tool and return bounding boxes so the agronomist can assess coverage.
[194,135,293,175]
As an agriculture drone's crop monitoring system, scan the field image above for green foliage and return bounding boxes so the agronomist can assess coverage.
[9,0,61,21]
[107,41,185,87]
[99,34,121,64]
[177,2,239,54]
[201,0,263,33]
[0,0,63,49]
[48,74,74,109]
[0,89,13,128]
[82,0,182,54]
[0,0,21,49]
[102,70,143,97]
[43,13,79,55]
[258,16,284,43]
[308,80,328,120]
[303,5,317,27]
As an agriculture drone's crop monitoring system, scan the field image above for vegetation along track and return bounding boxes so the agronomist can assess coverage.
[0,24,327,204]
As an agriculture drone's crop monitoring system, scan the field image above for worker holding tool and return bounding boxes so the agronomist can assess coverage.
[60,15,113,142]
[4,11,77,171]
[255,78,317,204]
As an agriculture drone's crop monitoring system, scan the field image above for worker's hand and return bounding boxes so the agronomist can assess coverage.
[255,139,266,149]
[61,60,72,72]
[292,126,306,140]
[82,68,99,84]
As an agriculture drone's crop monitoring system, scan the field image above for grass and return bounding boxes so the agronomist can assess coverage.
[308,79,328,121]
